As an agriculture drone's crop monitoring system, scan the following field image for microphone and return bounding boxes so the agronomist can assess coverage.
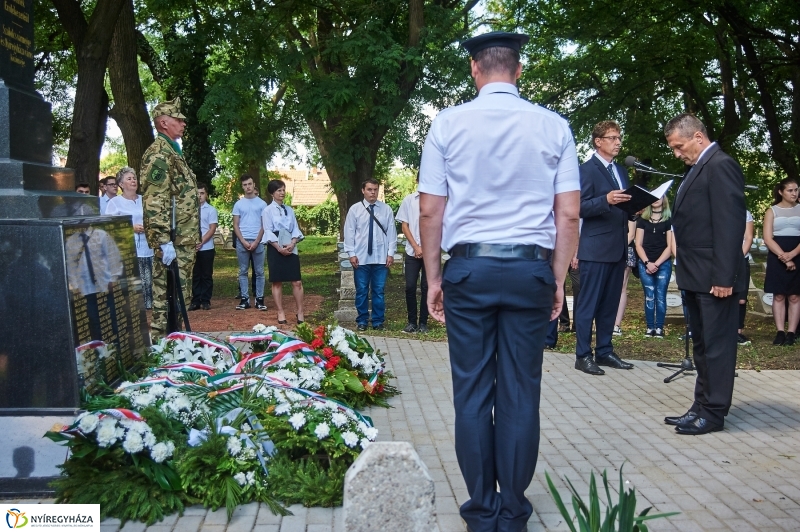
[624,156,683,178]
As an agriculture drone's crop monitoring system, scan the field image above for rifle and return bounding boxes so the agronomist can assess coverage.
[166,197,191,332]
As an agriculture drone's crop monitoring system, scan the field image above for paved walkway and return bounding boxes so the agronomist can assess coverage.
[16,338,800,531]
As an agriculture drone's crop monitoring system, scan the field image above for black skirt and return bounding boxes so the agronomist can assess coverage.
[267,244,302,283]
[764,235,800,295]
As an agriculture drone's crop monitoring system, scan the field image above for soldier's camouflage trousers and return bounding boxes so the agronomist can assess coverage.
[151,245,196,339]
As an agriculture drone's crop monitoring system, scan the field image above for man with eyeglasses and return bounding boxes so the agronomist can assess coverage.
[99,176,118,214]
[573,120,636,375]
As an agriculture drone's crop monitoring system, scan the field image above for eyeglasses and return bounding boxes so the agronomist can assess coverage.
[105,183,117,187]
[600,136,623,142]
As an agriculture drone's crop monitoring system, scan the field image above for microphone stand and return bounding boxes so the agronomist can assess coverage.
[656,299,694,383]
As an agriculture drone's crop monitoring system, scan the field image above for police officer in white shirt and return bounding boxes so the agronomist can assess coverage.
[343,179,397,331]
[419,32,580,532]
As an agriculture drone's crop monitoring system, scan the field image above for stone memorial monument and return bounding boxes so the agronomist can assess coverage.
[0,0,149,495]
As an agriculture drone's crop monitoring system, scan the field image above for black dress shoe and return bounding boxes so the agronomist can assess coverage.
[596,352,634,370]
[676,417,723,435]
[201,303,211,310]
[357,323,368,331]
[664,411,698,426]
[188,303,201,311]
[575,357,605,375]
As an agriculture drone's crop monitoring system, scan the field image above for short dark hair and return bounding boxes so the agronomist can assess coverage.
[75,183,90,191]
[267,179,285,195]
[105,175,117,183]
[361,178,380,189]
[591,120,621,147]
[473,47,520,78]
[99,177,108,186]
[664,113,708,139]
[197,182,208,193]
[240,173,254,184]
[772,177,798,206]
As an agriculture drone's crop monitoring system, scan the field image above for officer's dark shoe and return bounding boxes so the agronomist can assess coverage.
[675,417,723,435]
[575,357,605,375]
[188,303,201,311]
[664,410,698,426]
[255,298,267,311]
[372,324,385,331]
[236,298,250,310]
[417,324,429,334]
[202,303,211,310]
[596,352,634,369]
[357,323,368,331]
[402,323,416,333]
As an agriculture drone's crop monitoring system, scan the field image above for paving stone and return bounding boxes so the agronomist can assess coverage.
[173,515,204,532]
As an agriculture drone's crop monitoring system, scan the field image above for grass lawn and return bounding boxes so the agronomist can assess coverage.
[213,238,800,370]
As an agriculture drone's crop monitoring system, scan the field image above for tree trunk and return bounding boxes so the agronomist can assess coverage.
[108,0,154,180]
[52,0,125,193]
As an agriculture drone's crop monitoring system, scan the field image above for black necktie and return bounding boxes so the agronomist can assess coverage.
[607,163,618,188]
[367,204,375,255]
[80,232,97,285]
[280,204,287,215]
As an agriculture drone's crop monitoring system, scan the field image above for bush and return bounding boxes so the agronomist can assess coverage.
[294,197,340,236]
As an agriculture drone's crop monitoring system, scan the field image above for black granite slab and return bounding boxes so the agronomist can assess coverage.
[0,217,151,413]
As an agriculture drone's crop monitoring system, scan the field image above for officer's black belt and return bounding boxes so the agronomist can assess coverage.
[449,243,552,260]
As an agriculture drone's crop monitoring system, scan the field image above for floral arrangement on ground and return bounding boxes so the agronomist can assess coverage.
[45,324,399,525]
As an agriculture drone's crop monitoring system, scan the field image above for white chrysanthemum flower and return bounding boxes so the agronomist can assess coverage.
[245,471,255,486]
[288,412,306,430]
[166,441,175,453]
[240,447,256,460]
[364,427,378,440]
[77,413,99,433]
[143,431,157,448]
[274,402,291,415]
[312,401,326,411]
[233,472,247,486]
[314,423,330,439]
[357,421,369,433]
[241,423,252,432]
[360,438,371,449]
[114,426,126,439]
[131,392,156,408]
[331,412,348,428]
[149,384,166,397]
[150,442,173,463]
[171,395,192,412]
[342,431,359,447]
[253,323,267,333]
[95,419,118,447]
[284,390,304,402]
[122,431,144,454]
[227,437,243,456]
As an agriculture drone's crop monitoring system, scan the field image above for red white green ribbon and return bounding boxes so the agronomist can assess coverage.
[166,331,237,359]
[227,331,275,343]
[153,362,217,376]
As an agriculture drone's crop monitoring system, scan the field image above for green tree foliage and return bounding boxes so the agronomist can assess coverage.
[492,0,800,211]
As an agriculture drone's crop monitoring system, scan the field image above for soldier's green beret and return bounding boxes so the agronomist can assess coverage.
[461,31,529,57]
[152,97,187,120]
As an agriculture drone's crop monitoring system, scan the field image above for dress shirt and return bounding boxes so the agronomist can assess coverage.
[343,199,397,265]
[261,201,304,255]
[419,82,580,251]
[395,191,421,256]
[99,194,114,215]
[592,152,623,189]
[199,202,219,251]
[105,195,154,258]
[678,142,717,195]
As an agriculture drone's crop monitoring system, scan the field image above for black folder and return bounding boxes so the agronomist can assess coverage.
[617,180,673,215]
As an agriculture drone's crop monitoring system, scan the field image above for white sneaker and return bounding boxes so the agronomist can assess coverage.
[613,325,622,336]
[654,328,665,338]
[646,328,655,336]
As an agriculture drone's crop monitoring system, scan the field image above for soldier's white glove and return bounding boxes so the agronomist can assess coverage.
[160,242,176,265]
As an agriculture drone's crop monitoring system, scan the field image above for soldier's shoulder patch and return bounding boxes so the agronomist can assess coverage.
[147,157,170,184]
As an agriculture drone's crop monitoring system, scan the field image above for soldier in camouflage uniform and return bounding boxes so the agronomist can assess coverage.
[141,97,200,339]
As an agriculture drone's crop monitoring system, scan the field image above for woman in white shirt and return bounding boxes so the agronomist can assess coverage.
[261,180,305,324]
[762,177,800,346]
[105,167,154,309]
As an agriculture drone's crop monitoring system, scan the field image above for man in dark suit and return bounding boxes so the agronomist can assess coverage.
[573,120,635,375]
[664,113,747,435]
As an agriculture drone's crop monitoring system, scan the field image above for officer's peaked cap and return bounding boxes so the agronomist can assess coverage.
[461,31,530,57]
